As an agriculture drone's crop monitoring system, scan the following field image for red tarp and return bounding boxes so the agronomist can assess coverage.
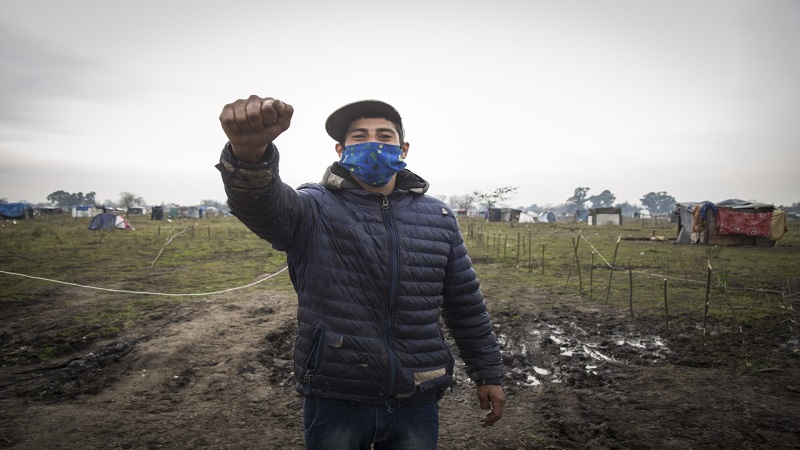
[716,209,772,236]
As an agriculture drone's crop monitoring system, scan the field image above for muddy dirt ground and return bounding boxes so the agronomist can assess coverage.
[1,287,799,449]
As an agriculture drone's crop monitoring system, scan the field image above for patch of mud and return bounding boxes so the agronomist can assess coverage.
[1,292,799,449]
[0,340,137,400]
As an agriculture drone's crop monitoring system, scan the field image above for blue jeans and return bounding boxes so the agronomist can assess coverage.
[303,396,439,450]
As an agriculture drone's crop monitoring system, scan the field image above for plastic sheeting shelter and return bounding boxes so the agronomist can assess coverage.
[675,199,784,247]
[538,211,557,223]
[0,203,34,219]
[88,213,134,231]
[487,208,521,223]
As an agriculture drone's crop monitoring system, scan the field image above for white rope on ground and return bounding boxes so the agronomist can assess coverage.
[0,266,289,297]
[578,234,787,296]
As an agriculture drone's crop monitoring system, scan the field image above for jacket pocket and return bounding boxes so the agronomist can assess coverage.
[395,365,452,399]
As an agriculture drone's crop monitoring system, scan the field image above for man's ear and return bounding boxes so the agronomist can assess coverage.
[335,143,344,158]
[401,142,410,159]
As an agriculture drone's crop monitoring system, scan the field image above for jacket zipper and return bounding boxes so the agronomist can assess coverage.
[381,195,399,399]
[303,327,324,384]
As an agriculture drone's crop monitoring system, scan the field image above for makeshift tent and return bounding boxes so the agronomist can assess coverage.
[38,206,63,215]
[488,208,521,223]
[589,207,622,226]
[675,199,783,246]
[150,206,164,220]
[538,211,557,223]
[88,213,134,230]
[72,205,98,218]
[0,203,34,219]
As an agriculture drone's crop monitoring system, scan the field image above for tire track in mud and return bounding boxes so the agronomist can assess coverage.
[1,291,307,449]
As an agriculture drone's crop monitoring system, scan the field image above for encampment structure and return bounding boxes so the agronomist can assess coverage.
[675,199,787,247]
[538,210,557,223]
[72,205,99,218]
[487,208,522,223]
[88,213,134,231]
[589,207,622,226]
[0,203,34,219]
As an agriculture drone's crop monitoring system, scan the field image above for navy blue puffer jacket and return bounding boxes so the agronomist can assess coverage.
[217,143,504,404]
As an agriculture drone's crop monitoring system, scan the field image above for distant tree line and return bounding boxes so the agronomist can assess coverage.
[46,190,97,208]
[443,186,681,217]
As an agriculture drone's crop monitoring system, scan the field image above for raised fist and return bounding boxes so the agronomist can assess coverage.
[219,95,294,163]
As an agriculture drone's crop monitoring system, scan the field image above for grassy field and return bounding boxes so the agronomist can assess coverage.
[462,217,800,318]
[1,213,798,363]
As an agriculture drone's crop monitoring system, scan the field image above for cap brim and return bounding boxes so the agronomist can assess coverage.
[325,100,403,143]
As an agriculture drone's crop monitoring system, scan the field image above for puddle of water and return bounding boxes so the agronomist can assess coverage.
[495,320,669,387]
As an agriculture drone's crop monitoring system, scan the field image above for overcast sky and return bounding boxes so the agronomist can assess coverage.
[1,0,799,209]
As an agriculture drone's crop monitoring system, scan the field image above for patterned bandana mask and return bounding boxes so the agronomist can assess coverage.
[338,142,407,187]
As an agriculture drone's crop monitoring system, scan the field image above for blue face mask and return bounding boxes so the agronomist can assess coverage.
[339,142,407,187]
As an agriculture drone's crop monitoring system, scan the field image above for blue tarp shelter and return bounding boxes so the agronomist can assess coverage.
[0,203,34,219]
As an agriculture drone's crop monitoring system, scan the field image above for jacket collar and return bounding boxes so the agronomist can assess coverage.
[320,162,429,195]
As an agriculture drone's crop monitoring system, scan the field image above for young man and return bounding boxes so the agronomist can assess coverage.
[216,96,505,449]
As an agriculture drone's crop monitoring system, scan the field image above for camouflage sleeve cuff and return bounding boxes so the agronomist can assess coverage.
[215,142,279,196]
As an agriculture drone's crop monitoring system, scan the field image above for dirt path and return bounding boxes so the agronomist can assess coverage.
[2,289,799,449]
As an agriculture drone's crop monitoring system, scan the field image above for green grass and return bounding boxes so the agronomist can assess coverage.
[462,217,800,322]
[1,213,798,364]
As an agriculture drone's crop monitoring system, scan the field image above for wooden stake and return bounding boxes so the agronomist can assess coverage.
[541,243,546,275]
[573,232,582,294]
[629,267,634,318]
[702,259,713,346]
[604,235,622,307]
[663,278,669,334]
[528,236,533,273]
[590,252,595,301]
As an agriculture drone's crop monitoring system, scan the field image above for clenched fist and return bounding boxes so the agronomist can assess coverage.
[219,95,294,163]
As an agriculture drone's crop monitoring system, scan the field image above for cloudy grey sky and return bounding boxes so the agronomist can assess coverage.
[1,0,799,208]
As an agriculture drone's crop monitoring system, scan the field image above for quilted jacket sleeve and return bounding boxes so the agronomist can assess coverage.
[440,227,505,384]
[215,142,305,251]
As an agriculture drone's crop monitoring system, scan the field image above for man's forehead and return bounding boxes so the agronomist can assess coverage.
[346,117,398,133]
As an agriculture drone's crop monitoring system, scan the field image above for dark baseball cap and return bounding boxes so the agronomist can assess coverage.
[325,100,404,144]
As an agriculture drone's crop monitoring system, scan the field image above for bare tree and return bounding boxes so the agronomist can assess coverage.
[449,193,477,211]
[473,186,518,209]
[119,192,145,208]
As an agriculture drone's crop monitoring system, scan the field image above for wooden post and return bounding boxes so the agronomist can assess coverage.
[629,267,634,317]
[604,236,621,307]
[503,234,508,260]
[541,243,546,275]
[572,236,582,294]
[528,237,533,273]
[702,260,713,346]
[516,232,520,266]
[590,251,595,301]
[663,278,669,334]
